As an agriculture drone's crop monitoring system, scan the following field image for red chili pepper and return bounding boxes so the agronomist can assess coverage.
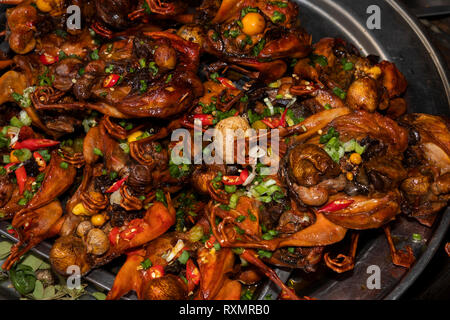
[279,107,289,128]
[39,53,59,65]
[33,152,46,171]
[221,175,241,185]
[109,227,120,246]
[7,226,18,238]
[222,168,249,185]
[217,77,237,90]
[12,138,60,151]
[103,74,120,88]
[318,199,354,213]
[193,114,215,126]
[205,235,216,249]
[105,176,128,193]
[120,219,144,241]
[261,109,290,129]
[186,259,200,291]
[261,118,278,129]
[15,165,27,195]
[147,265,164,280]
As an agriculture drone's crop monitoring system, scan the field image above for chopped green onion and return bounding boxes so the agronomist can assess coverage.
[119,142,130,154]
[229,193,240,209]
[19,110,32,126]
[224,185,237,193]
[140,258,152,270]
[139,80,148,93]
[333,87,347,100]
[93,148,103,157]
[10,116,24,128]
[310,54,328,67]
[178,250,190,264]
[13,149,32,162]
[271,11,286,23]
[341,58,354,71]
[90,49,99,60]
[257,250,273,259]
[148,62,158,76]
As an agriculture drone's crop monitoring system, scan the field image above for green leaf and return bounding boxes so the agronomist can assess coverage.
[10,264,36,295]
[38,261,51,270]
[66,284,87,299]
[43,285,56,299]
[91,291,107,300]
[21,254,45,271]
[32,280,44,299]
[0,241,12,259]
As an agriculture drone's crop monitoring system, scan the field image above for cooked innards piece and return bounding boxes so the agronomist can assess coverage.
[0,0,447,300]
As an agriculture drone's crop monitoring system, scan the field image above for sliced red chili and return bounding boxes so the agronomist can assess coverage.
[7,226,18,238]
[39,53,59,65]
[186,259,200,291]
[193,114,214,126]
[239,168,249,183]
[261,118,278,129]
[318,199,354,213]
[217,77,237,90]
[33,152,46,171]
[103,74,120,88]
[105,176,128,193]
[279,108,289,127]
[205,235,216,249]
[222,168,249,185]
[148,265,164,280]
[12,139,60,151]
[120,219,144,241]
[109,227,120,246]
[15,165,27,195]
[222,175,241,185]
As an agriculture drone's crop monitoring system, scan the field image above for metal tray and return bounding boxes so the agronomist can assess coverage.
[0,0,449,300]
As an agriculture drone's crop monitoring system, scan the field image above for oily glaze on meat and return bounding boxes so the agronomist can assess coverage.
[0,0,448,300]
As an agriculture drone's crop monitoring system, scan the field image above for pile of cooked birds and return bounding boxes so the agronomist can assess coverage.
[0,0,448,300]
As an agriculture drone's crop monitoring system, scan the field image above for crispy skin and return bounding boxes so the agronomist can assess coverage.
[329,110,409,154]
[321,191,402,230]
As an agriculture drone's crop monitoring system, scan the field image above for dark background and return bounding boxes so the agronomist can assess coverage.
[399,0,449,300]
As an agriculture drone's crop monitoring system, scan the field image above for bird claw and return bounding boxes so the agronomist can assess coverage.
[391,245,415,268]
[324,253,355,273]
